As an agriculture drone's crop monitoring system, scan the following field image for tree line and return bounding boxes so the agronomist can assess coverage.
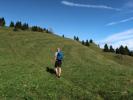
[103,44,133,57]
[81,39,93,46]
[11,21,52,33]
[73,36,93,46]
[1,17,133,57]
[73,35,133,57]
[0,17,52,33]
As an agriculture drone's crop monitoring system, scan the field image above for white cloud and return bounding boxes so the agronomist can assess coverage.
[112,39,133,50]
[106,17,133,26]
[61,1,121,11]
[104,29,133,43]
[98,29,133,50]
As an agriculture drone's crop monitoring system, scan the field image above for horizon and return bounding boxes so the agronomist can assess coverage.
[0,0,133,50]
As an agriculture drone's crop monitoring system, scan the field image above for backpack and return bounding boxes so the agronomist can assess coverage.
[57,52,63,60]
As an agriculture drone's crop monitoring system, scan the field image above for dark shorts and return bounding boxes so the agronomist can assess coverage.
[55,60,62,67]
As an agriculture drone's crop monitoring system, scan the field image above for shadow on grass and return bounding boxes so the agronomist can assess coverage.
[46,67,56,75]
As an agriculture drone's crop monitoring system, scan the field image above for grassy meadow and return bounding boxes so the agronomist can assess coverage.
[0,28,133,100]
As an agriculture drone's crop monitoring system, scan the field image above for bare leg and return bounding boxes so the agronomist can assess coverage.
[59,68,61,77]
[57,67,60,77]
[55,68,58,76]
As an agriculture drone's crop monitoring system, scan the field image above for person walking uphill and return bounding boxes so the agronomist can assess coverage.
[54,48,63,78]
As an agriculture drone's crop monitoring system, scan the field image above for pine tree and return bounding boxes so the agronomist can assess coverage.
[76,36,79,41]
[85,40,89,46]
[31,26,43,32]
[44,28,46,31]
[21,23,29,30]
[38,27,43,32]
[110,45,115,53]
[46,29,49,33]
[82,40,85,45]
[124,46,129,55]
[31,26,38,31]
[10,21,14,27]
[0,17,6,27]
[116,48,120,54]
[119,45,125,55]
[89,39,93,43]
[15,21,22,29]
[1,17,5,26]
[103,44,109,52]
[74,36,76,40]
[62,35,64,38]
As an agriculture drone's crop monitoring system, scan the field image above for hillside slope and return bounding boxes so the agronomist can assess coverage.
[0,28,133,100]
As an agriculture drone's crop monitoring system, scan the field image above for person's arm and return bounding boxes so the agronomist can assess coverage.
[54,52,57,61]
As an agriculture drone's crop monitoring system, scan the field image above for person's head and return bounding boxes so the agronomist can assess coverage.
[57,48,61,52]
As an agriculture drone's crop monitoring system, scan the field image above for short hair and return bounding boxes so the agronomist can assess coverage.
[57,48,61,52]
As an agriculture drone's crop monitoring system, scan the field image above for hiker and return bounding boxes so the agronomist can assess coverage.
[54,48,63,78]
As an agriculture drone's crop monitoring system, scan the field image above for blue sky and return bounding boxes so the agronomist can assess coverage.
[0,0,133,49]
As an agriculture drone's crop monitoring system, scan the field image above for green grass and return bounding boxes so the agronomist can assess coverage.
[0,28,133,100]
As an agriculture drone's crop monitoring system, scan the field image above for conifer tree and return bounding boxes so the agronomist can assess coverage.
[85,40,89,46]
[10,21,14,27]
[110,45,115,53]
[103,44,109,52]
